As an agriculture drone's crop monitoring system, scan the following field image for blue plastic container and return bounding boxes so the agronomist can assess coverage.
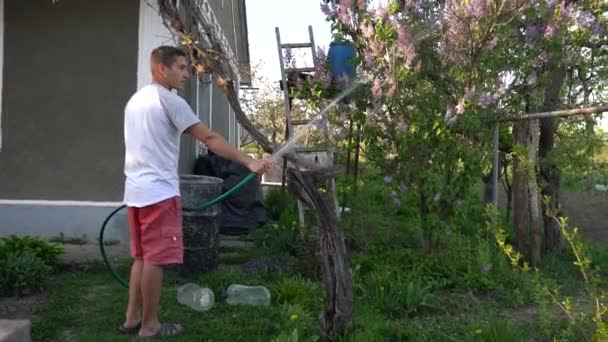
[327,40,357,80]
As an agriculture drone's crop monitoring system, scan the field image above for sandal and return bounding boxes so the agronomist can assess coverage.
[137,323,183,339]
[118,321,141,334]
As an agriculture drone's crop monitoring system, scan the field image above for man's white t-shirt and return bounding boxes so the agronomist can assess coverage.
[123,83,200,207]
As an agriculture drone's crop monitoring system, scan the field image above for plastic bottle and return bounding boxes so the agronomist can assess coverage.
[224,284,271,306]
[177,283,215,311]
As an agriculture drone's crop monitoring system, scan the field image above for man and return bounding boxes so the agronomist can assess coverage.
[118,46,268,338]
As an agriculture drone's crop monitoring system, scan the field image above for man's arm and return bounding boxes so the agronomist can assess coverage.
[185,122,267,173]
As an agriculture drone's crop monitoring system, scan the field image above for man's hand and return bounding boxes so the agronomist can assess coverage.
[185,122,271,174]
[245,156,270,174]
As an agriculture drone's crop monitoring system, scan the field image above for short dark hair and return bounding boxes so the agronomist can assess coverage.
[150,46,187,67]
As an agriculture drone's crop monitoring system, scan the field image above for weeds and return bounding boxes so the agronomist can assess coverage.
[489,202,608,341]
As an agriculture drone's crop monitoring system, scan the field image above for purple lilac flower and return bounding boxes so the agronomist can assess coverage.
[375,4,388,18]
[337,7,351,26]
[361,23,374,38]
[362,49,375,67]
[320,3,332,16]
[403,0,422,11]
[478,92,497,107]
[577,11,596,30]
[397,26,416,64]
[464,0,486,18]
[544,21,557,39]
[372,77,383,99]
[526,23,540,40]
[384,175,393,184]
[341,0,354,9]
[386,76,397,97]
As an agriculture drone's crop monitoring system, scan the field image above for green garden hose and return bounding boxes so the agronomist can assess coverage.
[99,172,257,289]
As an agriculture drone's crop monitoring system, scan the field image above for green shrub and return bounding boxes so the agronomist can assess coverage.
[0,235,63,267]
[0,251,51,297]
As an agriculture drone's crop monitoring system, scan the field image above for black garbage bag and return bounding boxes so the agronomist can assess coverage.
[193,152,267,235]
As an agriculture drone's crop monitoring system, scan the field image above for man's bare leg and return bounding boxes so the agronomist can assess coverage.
[123,259,143,328]
[139,263,183,337]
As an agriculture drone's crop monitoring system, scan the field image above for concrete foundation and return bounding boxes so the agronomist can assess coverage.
[0,202,129,244]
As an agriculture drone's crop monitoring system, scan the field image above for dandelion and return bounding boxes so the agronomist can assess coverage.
[290,313,299,320]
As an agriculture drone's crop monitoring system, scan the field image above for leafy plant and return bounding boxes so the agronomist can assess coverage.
[253,221,302,256]
[0,234,63,267]
[0,251,51,297]
[362,266,437,318]
[271,276,324,310]
[272,303,319,342]
[475,318,528,342]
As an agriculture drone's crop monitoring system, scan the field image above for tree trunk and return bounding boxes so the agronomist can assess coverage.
[501,155,513,220]
[539,66,566,252]
[483,156,503,205]
[528,120,542,268]
[585,115,596,191]
[513,121,530,260]
[287,168,354,337]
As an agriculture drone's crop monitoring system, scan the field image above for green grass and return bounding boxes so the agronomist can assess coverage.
[32,261,320,342]
[31,259,546,342]
[27,169,608,341]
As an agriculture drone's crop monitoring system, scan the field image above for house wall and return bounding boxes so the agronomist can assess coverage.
[209,0,252,85]
[0,0,251,242]
[0,0,139,201]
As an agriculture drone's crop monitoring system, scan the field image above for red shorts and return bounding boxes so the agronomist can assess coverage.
[128,196,183,265]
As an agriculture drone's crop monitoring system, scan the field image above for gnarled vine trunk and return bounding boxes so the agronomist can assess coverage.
[288,168,354,337]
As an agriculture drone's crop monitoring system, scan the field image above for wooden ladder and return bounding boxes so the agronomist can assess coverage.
[275,25,340,228]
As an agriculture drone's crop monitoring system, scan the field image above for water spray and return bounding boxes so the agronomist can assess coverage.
[268,80,361,163]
